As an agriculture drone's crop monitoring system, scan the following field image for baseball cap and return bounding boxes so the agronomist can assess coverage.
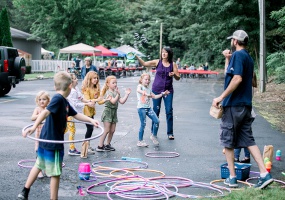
[227,30,248,42]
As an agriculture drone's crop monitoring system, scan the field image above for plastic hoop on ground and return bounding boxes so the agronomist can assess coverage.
[145,151,180,158]
[210,179,251,191]
[92,160,148,169]
[22,121,103,144]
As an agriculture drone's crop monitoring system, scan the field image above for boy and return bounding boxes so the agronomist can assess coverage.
[18,71,99,200]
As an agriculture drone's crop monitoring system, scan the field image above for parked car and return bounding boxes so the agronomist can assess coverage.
[116,60,125,68]
[0,46,26,96]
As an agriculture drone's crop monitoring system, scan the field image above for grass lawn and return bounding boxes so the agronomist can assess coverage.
[24,72,55,80]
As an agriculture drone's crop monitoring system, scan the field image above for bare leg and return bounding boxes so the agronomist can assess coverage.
[248,145,267,173]
[50,176,60,200]
[24,166,41,188]
[106,123,116,144]
[98,122,111,147]
[224,147,236,176]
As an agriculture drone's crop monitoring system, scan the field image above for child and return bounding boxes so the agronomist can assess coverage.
[18,71,99,200]
[136,73,169,147]
[31,91,50,178]
[81,71,102,154]
[96,75,131,152]
[66,73,94,156]
[31,91,50,152]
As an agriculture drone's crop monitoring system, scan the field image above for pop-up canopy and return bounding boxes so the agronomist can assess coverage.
[82,45,118,57]
[58,43,101,60]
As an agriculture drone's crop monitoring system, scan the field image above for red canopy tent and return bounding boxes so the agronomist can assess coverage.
[82,45,118,56]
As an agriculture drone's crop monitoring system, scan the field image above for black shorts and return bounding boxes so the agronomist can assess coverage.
[220,106,256,148]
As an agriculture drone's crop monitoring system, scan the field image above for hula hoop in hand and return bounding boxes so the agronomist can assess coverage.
[145,151,180,158]
[22,121,103,144]
[18,159,65,169]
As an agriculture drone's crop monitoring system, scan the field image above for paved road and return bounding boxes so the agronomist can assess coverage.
[0,75,284,199]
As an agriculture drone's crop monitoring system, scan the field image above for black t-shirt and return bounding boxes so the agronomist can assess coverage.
[39,93,77,150]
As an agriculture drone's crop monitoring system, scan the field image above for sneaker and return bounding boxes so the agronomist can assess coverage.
[87,148,95,155]
[18,188,29,200]
[137,140,149,147]
[254,173,274,189]
[224,177,238,188]
[96,145,110,152]
[68,149,81,156]
[105,144,115,151]
[240,157,250,163]
[150,134,159,146]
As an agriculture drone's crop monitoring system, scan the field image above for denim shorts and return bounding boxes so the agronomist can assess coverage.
[220,106,256,148]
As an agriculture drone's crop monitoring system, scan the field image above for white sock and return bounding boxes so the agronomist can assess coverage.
[260,172,268,178]
[230,175,236,179]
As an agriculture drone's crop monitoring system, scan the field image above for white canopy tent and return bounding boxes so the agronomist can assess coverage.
[116,45,146,57]
[58,43,101,61]
[41,47,54,55]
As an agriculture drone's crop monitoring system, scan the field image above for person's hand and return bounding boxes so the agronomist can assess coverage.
[222,49,232,59]
[164,90,170,95]
[87,101,95,107]
[104,95,112,102]
[125,88,131,95]
[212,97,223,108]
[22,127,35,138]
[91,119,100,128]
[169,72,175,77]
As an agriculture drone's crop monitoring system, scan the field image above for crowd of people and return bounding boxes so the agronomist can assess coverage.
[18,32,274,199]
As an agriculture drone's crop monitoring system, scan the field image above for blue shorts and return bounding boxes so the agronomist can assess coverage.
[35,147,64,176]
[220,106,256,149]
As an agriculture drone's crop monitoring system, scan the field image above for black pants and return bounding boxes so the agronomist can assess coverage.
[85,116,94,139]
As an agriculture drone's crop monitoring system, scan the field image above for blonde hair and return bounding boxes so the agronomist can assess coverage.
[35,91,50,106]
[54,71,72,91]
[82,71,100,92]
[101,75,116,96]
[139,73,151,84]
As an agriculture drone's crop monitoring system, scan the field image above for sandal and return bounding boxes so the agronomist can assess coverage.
[168,135,175,140]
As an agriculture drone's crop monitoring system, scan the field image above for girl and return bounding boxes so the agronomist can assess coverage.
[96,75,131,152]
[81,71,102,154]
[136,46,180,140]
[31,91,50,152]
[31,91,50,178]
[66,73,94,156]
[137,73,169,147]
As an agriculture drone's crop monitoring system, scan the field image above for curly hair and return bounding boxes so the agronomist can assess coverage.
[139,73,151,84]
[35,91,50,106]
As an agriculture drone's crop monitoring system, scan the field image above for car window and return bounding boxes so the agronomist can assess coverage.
[8,49,18,59]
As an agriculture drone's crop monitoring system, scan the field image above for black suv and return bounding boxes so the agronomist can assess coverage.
[0,46,26,96]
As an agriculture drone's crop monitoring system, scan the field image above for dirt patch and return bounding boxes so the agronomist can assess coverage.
[253,82,285,133]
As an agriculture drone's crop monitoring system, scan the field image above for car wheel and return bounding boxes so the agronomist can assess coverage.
[0,84,11,96]
[14,57,26,80]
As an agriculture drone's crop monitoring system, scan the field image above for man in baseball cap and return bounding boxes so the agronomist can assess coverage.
[227,30,249,42]
[212,30,274,189]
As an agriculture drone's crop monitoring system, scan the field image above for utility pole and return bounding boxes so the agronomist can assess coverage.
[159,23,163,58]
[259,0,266,92]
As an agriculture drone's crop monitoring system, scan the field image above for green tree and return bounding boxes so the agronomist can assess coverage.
[0,7,13,47]
[13,0,126,49]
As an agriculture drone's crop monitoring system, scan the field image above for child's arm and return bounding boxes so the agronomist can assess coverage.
[151,90,170,99]
[119,88,131,104]
[31,107,39,121]
[73,113,100,127]
[109,88,121,104]
[23,109,50,137]
[97,95,111,105]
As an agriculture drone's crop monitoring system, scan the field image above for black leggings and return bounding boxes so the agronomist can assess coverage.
[85,116,94,139]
